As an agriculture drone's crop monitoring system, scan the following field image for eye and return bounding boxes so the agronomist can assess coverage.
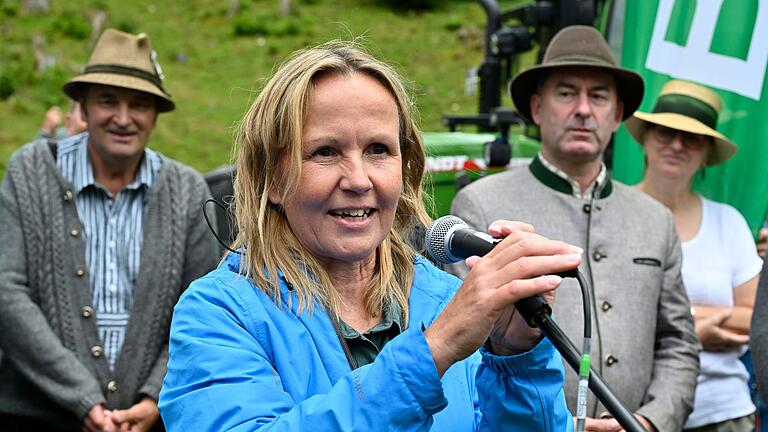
[312,146,334,158]
[369,143,389,155]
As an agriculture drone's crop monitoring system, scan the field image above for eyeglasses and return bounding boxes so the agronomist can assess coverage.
[650,125,711,150]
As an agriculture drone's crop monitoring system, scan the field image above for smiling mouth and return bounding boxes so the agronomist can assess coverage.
[328,208,375,219]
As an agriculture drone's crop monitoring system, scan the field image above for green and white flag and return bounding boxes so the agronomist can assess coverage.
[611,0,768,235]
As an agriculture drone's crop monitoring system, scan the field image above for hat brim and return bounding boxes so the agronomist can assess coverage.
[510,62,644,122]
[63,72,175,113]
[625,112,737,165]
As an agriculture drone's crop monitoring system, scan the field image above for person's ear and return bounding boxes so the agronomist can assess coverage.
[530,93,543,126]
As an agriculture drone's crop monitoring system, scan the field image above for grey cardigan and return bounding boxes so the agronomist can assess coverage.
[0,140,218,428]
[448,158,700,432]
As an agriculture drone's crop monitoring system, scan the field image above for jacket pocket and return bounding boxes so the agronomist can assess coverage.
[633,257,662,267]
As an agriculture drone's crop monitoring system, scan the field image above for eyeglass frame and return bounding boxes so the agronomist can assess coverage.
[647,125,712,150]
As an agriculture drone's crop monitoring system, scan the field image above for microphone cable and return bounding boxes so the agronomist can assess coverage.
[203,198,242,254]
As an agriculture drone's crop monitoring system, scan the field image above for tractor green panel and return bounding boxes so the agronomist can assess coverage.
[421,131,541,218]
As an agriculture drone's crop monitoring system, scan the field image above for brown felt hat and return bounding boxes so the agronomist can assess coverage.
[625,80,737,166]
[510,25,643,121]
[63,29,174,112]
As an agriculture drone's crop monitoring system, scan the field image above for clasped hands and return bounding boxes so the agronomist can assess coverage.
[425,220,583,376]
[84,397,159,432]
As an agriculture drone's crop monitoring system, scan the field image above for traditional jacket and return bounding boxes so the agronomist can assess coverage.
[449,156,700,432]
[0,140,218,428]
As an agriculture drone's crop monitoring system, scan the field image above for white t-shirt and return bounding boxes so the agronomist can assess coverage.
[681,196,763,429]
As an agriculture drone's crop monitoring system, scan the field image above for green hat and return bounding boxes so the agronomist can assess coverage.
[509,25,644,121]
[63,29,174,112]
[625,80,737,166]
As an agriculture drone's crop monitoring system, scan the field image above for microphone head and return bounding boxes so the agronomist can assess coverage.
[424,215,469,264]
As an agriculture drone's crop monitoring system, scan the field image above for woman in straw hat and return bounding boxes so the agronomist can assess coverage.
[158,41,582,431]
[629,80,762,431]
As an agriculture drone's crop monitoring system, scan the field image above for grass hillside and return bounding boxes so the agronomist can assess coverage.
[0,0,530,176]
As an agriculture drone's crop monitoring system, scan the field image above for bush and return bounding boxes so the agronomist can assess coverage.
[1,0,20,17]
[115,18,136,34]
[375,0,443,11]
[0,75,15,100]
[233,14,269,36]
[52,10,91,40]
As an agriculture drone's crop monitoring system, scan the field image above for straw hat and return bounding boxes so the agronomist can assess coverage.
[510,25,644,121]
[625,80,736,165]
[63,29,174,112]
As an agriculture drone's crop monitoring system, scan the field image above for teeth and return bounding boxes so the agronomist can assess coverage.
[333,209,371,217]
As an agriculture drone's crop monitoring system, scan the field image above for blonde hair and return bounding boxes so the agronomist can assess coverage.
[233,41,430,324]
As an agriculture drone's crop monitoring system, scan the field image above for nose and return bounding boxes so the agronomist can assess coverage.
[112,103,131,127]
[341,156,373,194]
[574,91,592,117]
[669,132,686,151]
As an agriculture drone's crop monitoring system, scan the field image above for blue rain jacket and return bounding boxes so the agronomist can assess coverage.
[159,254,573,431]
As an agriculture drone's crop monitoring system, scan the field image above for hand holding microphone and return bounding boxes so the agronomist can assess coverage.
[422,216,583,377]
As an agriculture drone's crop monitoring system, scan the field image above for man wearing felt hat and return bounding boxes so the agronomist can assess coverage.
[0,29,218,431]
[449,25,700,431]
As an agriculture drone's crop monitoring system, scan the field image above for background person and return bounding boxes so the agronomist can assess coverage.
[629,80,762,431]
[158,42,582,431]
[35,100,88,142]
[0,29,218,432]
[448,26,700,432]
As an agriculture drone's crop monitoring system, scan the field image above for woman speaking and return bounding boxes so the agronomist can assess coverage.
[158,42,581,431]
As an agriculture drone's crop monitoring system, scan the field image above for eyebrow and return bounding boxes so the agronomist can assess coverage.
[555,81,611,92]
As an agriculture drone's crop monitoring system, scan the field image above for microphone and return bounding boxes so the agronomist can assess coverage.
[424,215,501,264]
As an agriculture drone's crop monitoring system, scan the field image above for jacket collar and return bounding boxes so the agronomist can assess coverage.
[529,153,613,199]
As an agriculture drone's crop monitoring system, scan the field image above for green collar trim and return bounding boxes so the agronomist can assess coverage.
[528,156,613,198]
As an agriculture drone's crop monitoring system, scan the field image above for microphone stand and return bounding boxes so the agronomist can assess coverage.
[515,296,645,432]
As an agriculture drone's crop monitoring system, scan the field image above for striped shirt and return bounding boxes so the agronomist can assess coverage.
[57,133,162,370]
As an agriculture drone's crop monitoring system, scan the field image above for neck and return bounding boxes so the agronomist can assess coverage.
[636,173,696,211]
[87,145,142,196]
[325,256,379,329]
[542,151,603,194]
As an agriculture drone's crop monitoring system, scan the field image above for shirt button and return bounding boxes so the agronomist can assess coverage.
[75,267,86,277]
[108,285,117,293]
[63,190,73,201]
[592,250,605,261]
[582,204,591,213]
[107,380,118,393]
[81,306,93,318]
[601,301,612,312]
[605,355,618,366]
[70,229,80,237]
[90,345,103,358]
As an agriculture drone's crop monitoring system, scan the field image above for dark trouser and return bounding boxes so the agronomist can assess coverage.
[0,414,79,432]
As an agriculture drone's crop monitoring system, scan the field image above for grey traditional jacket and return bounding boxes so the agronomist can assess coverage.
[448,157,700,432]
[751,257,768,402]
[0,140,218,428]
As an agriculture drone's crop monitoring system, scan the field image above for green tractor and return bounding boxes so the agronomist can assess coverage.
[422,0,606,217]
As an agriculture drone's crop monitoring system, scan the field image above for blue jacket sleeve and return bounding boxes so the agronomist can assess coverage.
[476,338,574,432]
[158,276,449,432]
